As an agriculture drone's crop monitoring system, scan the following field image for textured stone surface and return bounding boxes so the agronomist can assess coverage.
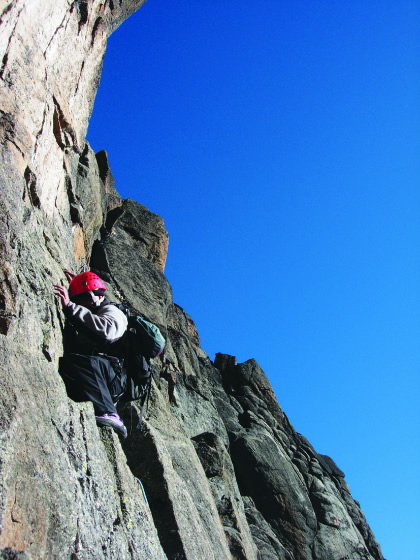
[0,2,384,559]
[0,1,162,558]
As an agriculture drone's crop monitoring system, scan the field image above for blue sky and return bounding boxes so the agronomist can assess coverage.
[87,2,420,558]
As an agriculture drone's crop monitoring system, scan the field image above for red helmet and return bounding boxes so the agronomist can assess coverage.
[68,272,107,298]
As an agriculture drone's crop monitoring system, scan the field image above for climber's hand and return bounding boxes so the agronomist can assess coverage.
[53,284,70,308]
[64,269,76,283]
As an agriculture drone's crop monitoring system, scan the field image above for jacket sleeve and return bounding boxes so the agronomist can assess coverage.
[64,303,128,343]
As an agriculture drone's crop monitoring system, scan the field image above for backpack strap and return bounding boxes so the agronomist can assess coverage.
[136,373,153,428]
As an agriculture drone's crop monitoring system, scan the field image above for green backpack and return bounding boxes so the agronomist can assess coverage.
[126,314,166,360]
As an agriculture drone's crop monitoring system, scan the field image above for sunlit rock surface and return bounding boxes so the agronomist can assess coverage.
[0,1,383,558]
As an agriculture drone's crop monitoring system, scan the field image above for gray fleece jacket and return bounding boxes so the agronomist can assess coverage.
[65,301,128,343]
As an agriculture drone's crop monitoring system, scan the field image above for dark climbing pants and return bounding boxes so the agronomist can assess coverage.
[60,353,126,416]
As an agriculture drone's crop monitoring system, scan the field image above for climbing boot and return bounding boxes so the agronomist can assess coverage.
[95,413,128,439]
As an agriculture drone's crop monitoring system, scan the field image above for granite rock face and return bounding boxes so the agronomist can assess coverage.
[0,2,384,559]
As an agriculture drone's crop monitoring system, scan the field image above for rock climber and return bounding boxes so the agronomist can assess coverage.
[53,269,129,438]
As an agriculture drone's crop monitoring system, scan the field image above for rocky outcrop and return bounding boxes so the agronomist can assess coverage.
[0,2,383,559]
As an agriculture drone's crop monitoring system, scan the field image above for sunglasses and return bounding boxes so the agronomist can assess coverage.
[71,290,102,304]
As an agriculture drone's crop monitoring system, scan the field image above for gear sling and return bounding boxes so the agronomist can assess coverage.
[113,304,166,424]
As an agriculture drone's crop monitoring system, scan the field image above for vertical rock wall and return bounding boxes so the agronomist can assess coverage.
[0,2,383,559]
[0,2,164,558]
